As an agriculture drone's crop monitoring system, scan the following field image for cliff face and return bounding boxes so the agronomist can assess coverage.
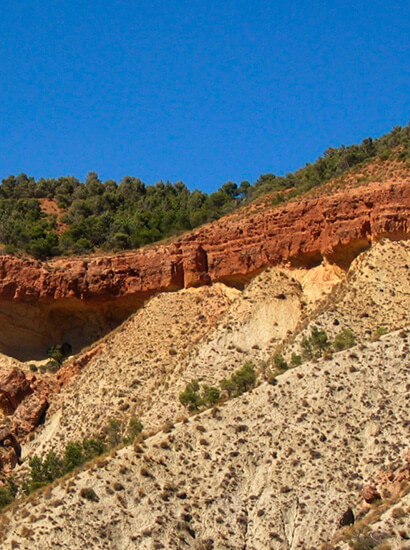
[0,180,409,359]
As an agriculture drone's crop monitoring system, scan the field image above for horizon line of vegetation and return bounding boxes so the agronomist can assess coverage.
[0,124,408,260]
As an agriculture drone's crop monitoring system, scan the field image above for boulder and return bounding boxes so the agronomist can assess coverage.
[12,391,49,437]
[0,368,50,438]
[0,368,32,414]
[362,484,381,504]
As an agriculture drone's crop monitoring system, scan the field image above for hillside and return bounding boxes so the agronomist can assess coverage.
[17,240,408,460]
[0,154,408,549]
[1,328,408,549]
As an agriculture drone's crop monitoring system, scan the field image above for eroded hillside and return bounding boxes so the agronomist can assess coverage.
[1,328,408,549]
[0,235,407,548]
[283,239,410,357]
[0,155,408,549]
[15,240,407,459]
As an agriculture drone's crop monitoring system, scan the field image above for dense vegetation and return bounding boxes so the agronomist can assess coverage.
[0,124,408,259]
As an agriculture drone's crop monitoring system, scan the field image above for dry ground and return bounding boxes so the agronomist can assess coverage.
[1,328,409,549]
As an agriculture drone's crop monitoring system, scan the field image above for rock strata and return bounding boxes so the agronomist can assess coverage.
[0,180,408,359]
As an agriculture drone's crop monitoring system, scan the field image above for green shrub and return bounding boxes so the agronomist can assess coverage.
[220,377,236,397]
[310,326,330,353]
[301,326,330,359]
[46,343,72,367]
[24,451,65,493]
[47,345,64,366]
[6,477,18,498]
[229,362,256,396]
[273,353,288,370]
[290,353,302,367]
[64,442,84,472]
[0,478,17,510]
[29,364,38,372]
[180,367,256,412]
[179,380,203,411]
[23,434,107,494]
[300,336,313,360]
[202,385,220,407]
[82,437,106,460]
[125,417,143,442]
[106,418,123,448]
[333,328,356,351]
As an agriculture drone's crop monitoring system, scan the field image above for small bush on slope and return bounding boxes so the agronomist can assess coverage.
[333,328,356,351]
[0,479,17,511]
[273,353,289,370]
[179,380,204,411]
[179,380,221,411]
[180,363,257,412]
[228,362,257,395]
[301,326,331,359]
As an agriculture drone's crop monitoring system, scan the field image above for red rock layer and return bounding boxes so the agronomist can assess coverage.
[0,180,408,359]
[1,180,408,301]
[0,368,49,437]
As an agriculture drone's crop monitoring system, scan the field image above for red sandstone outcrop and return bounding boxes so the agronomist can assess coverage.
[1,180,409,301]
[0,179,408,359]
[0,369,32,414]
[55,345,102,387]
[11,389,49,437]
[0,368,50,438]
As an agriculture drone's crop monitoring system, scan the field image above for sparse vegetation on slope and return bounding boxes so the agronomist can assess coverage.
[0,228,408,548]
[1,328,408,549]
[179,362,257,411]
[3,416,144,501]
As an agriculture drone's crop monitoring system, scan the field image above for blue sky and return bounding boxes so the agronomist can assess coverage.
[0,0,408,192]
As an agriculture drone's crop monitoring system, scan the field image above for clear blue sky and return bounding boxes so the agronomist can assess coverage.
[0,1,408,192]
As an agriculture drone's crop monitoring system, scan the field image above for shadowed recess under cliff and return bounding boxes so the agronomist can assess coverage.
[0,296,151,361]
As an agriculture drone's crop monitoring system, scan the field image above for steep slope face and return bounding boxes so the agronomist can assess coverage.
[26,267,315,457]
[284,239,410,359]
[0,179,409,359]
[25,284,240,456]
[2,329,408,549]
[20,240,408,461]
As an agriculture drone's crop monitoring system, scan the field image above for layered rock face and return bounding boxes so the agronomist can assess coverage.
[0,180,409,359]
